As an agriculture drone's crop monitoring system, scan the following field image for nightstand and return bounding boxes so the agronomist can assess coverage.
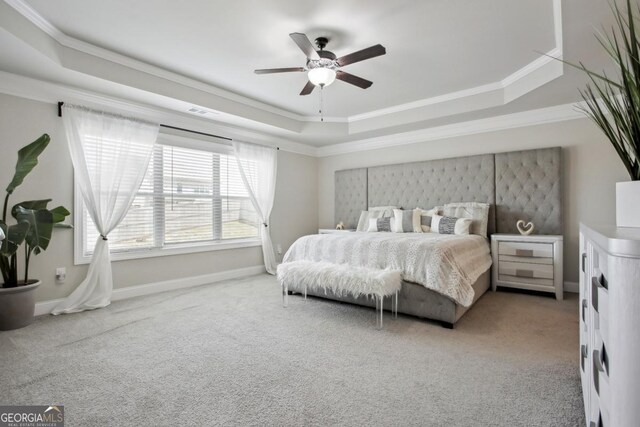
[490,234,563,300]
[318,228,356,234]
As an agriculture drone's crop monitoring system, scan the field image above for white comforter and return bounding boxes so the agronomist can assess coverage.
[282,232,492,307]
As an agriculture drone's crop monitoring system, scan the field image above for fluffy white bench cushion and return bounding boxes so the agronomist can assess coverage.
[277,261,401,298]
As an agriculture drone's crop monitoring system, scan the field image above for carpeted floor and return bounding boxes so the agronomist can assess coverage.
[1,274,584,426]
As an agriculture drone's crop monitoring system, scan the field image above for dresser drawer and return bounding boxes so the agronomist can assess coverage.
[498,241,553,258]
[498,261,553,280]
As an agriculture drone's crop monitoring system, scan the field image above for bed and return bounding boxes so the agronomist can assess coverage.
[282,147,563,328]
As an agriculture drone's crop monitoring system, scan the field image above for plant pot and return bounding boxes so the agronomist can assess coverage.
[0,280,41,331]
[616,181,640,228]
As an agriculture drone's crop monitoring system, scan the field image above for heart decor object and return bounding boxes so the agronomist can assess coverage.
[516,220,535,236]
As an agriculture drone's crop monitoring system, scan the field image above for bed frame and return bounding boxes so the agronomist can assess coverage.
[293,147,563,328]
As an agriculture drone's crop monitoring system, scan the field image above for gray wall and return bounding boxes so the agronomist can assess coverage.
[318,119,630,283]
[0,93,318,302]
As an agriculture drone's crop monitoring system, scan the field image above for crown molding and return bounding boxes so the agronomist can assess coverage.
[0,70,589,159]
[4,0,564,130]
[0,70,318,157]
[316,102,585,157]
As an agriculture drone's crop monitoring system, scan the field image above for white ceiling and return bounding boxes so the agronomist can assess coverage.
[0,0,621,147]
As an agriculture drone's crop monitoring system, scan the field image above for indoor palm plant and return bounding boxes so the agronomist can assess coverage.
[569,0,640,226]
[0,134,70,330]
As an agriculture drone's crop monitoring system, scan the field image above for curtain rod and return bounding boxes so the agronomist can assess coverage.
[57,102,279,150]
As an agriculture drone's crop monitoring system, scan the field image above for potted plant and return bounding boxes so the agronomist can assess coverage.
[567,0,640,227]
[0,134,70,330]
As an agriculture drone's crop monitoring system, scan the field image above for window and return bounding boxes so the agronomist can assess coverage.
[75,136,260,263]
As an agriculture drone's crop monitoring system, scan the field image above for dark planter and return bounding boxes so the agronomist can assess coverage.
[0,280,41,331]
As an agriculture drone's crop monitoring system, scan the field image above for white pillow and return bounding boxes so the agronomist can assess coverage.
[443,202,490,237]
[393,208,422,233]
[356,210,384,232]
[368,206,397,218]
[417,207,440,232]
[431,214,472,235]
[367,217,393,232]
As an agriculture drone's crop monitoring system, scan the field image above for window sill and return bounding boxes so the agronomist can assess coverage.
[74,238,262,265]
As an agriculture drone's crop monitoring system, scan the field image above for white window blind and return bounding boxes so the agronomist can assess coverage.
[80,141,259,258]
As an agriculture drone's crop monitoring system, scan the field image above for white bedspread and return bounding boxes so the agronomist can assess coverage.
[282,232,492,307]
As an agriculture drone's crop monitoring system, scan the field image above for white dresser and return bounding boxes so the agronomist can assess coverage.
[580,223,640,427]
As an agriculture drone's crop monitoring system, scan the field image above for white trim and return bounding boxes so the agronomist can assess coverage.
[4,0,564,127]
[316,102,586,157]
[34,265,266,316]
[0,70,317,157]
[564,281,579,293]
[3,0,306,122]
[0,69,591,158]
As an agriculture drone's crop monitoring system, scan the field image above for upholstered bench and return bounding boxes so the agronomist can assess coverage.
[277,261,401,329]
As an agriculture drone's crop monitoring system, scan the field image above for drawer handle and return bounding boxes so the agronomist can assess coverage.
[594,349,606,374]
[581,344,587,371]
[591,276,606,311]
[581,299,587,322]
[515,249,534,257]
[593,350,600,394]
[515,269,534,278]
[582,253,587,273]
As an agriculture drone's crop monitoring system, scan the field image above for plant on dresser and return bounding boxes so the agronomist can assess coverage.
[562,1,640,227]
[580,223,640,427]
[490,234,563,301]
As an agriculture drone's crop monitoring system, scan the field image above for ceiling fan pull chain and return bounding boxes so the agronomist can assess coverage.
[319,85,324,122]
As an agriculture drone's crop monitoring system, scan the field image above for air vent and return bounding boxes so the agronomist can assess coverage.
[186,106,219,116]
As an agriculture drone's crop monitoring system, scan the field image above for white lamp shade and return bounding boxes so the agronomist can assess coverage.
[308,68,336,86]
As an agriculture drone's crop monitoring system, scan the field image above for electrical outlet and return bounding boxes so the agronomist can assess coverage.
[276,244,283,255]
[55,267,66,283]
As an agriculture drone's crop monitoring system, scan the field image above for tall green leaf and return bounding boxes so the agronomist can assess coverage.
[0,220,30,257]
[5,134,50,194]
[13,207,54,254]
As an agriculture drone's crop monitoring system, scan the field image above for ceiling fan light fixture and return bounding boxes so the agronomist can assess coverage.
[308,67,336,87]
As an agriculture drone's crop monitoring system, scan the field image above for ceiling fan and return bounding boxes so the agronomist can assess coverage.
[255,33,386,95]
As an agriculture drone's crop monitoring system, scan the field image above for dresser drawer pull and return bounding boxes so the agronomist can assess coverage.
[591,277,600,312]
[582,252,587,273]
[581,344,587,371]
[515,249,534,257]
[593,350,601,394]
[581,299,587,322]
[515,269,534,278]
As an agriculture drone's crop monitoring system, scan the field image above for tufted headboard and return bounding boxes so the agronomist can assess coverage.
[334,147,562,235]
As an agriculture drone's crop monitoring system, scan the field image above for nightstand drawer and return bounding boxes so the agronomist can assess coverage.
[498,241,553,258]
[498,274,554,288]
[498,261,553,279]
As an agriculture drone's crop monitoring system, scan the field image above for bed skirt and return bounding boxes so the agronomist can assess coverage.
[285,269,490,328]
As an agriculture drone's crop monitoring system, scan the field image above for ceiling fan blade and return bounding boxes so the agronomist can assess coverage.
[300,80,316,95]
[290,33,320,60]
[336,71,373,89]
[254,67,306,74]
[336,44,386,67]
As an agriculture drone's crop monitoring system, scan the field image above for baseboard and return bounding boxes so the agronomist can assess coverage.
[564,281,579,293]
[34,265,266,316]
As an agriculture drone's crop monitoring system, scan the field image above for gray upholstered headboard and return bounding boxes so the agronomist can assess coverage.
[334,147,562,235]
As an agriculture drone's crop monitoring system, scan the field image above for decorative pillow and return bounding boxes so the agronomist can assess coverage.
[356,210,385,232]
[367,217,392,232]
[392,208,422,233]
[431,214,472,235]
[443,202,490,237]
[418,207,440,232]
[368,206,397,218]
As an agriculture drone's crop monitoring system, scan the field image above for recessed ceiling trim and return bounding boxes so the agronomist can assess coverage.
[3,0,309,121]
[0,69,589,158]
[0,69,317,156]
[317,102,585,157]
[5,0,564,132]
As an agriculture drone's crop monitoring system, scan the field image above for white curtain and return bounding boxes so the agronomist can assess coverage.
[232,141,278,275]
[52,105,159,314]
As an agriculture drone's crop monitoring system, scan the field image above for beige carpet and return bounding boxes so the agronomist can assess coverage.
[0,274,583,426]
